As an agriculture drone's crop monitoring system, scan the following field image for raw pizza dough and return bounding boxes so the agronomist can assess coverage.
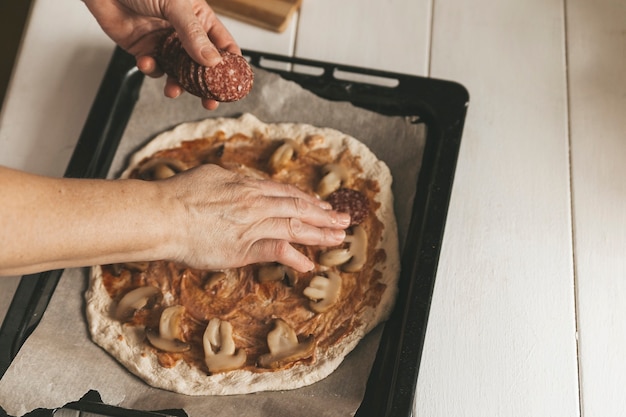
[85,113,399,395]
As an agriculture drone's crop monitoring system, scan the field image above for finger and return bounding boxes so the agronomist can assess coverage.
[262,196,351,229]
[163,73,220,109]
[136,56,164,78]
[206,15,241,54]
[255,218,346,247]
[201,97,220,110]
[164,76,183,98]
[251,240,315,273]
[255,180,333,211]
[162,1,221,66]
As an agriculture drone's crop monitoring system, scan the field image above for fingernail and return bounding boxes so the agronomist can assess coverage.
[333,229,346,241]
[337,213,351,226]
[319,201,333,210]
[304,258,315,271]
[201,46,222,66]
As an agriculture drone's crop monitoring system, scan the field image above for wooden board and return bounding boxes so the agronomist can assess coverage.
[295,0,430,75]
[415,0,581,415]
[210,0,302,33]
[567,0,626,415]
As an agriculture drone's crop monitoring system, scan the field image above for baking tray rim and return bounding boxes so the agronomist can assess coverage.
[0,47,469,417]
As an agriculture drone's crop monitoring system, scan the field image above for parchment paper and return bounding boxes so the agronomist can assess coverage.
[0,67,426,417]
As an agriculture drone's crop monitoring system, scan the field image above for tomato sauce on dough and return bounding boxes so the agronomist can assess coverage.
[101,130,387,374]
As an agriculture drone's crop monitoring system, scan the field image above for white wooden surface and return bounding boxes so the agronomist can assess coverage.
[567,0,626,416]
[1,0,625,415]
[417,0,580,414]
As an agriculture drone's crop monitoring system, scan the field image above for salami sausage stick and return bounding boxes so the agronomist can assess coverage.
[156,29,254,102]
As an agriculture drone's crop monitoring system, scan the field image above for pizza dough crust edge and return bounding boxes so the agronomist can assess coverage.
[85,113,400,395]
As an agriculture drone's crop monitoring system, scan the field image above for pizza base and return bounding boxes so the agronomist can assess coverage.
[85,113,399,395]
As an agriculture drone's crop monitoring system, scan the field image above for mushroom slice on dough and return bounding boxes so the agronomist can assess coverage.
[145,305,190,353]
[258,319,315,369]
[203,318,247,373]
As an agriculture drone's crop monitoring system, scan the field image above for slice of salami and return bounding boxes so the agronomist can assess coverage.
[156,29,254,102]
[326,188,371,226]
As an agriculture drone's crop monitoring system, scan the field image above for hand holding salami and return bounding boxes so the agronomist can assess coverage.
[83,0,242,109]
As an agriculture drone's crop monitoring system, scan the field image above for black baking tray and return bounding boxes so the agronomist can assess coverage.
[0,47,468,417]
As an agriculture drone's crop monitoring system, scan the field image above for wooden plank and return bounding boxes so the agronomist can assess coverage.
[294,0,431,75]
[415,0,580,415]
[219,11,299,56]
[210,0,302,33]
[566,0,626,415]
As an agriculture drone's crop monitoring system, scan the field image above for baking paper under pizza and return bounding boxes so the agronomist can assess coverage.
[85,113,400,395]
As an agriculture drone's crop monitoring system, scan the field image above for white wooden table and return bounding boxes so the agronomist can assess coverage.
[1,0,625,415]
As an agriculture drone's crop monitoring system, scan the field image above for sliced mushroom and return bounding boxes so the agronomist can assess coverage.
[109,261,149,276]
[303,272,342,313]
[257,263,286,283]
[316,164,349,198]
[256,263,298,286]
[159,305,186,341]
[258,319,316,369]
[318,248,352,267]
[118,261,150,273]
[146,305,190,353]
[268,141,295,173]
[285,267,297,286]
[204,317,222,348]
[203,271,227,291]
[203,318,247,373]
[145,328,190,353]
[342,225,368,272]
[137,158,188,180]
[318,225,368,272]
[304,134,324,147]
[114,286,160,321]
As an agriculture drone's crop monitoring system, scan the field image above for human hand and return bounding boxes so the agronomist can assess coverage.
[84,0,239,110]
[159,164,351,272]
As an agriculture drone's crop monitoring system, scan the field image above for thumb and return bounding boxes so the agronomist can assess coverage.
[162,3,221,66]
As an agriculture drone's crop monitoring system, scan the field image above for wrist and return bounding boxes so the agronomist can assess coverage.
[150,179,188,264]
